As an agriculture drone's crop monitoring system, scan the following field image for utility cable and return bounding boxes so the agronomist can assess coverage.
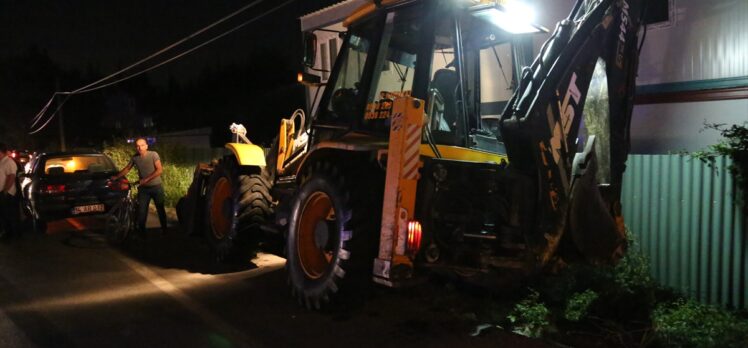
[33,0,268,128]
[31,0,269,130]
[30,0,292,134]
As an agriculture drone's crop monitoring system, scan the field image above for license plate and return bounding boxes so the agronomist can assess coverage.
[72,204,105,215]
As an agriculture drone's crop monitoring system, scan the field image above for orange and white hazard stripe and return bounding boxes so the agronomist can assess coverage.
[401,123,421,180]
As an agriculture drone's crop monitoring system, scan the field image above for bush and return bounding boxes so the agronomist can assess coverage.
[690,122,748,207]
[507,289,551,338]
[653,298,748,348]
[564,290,598,322]
[103,142,196,208]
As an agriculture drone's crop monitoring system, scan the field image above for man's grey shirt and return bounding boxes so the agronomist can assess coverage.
[130,151,162,187]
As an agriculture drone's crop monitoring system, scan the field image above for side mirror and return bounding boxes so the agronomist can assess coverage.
[302,32,317,68]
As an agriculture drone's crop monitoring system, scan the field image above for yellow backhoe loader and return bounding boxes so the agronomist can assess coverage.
[179,0,647,309]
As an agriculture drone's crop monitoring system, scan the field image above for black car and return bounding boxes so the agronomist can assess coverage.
[20,151,129,233]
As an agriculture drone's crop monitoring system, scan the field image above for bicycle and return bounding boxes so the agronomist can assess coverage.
[105,180,139,245]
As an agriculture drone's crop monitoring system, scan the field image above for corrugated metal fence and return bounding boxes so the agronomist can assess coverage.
[622,155,747,309]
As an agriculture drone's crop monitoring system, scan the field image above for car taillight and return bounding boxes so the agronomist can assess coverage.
[406,220,423,256]
[43,184,66,194]
[108,179,130,191]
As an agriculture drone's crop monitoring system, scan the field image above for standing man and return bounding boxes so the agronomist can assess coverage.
[112,137,168,235]
[0,143,19,240]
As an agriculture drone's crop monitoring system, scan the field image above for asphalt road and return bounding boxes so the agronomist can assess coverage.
[0,212,553,348]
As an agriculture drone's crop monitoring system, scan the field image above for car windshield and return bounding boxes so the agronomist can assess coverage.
[42,155,116,175]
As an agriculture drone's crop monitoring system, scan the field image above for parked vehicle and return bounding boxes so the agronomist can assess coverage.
[20,151,129,233]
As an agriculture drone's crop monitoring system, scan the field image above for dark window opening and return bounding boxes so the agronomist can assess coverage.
[645,0,670,25]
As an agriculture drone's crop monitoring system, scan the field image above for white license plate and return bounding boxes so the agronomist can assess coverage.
[72,204,105,215]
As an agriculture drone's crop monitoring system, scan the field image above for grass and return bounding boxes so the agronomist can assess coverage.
[103,142,197,208]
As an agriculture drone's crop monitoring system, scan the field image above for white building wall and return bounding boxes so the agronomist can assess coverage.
[533,0,748,84]
[533,0,748,154]
[630,99,748,153]
[638,0,748,85]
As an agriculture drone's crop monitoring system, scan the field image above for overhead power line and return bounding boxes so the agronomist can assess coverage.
[30,0,294,134]
[31,0,267,129]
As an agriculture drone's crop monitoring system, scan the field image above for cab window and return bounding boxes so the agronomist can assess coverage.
[425,14,467,147]
[460,12,518,154]
[319,18,380,124]
[363,5,427,134]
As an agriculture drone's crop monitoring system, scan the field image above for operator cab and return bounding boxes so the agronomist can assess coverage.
[310,0,544,155]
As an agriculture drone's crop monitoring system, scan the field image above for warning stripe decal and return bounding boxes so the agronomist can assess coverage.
[402,124,421,180]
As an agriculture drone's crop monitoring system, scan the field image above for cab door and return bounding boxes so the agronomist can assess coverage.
[459,11,535,155]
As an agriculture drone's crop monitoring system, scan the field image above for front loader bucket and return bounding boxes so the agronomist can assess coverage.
[567,137,626,263]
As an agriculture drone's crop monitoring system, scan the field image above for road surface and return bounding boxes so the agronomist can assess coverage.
[0,212,552,348]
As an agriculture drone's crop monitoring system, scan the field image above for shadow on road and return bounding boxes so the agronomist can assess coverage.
[110,228,261,276]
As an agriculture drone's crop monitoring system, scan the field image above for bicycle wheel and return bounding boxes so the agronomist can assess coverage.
[106,199,132,245]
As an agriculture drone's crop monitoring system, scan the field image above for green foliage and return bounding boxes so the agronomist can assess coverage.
[613,236,655,294]
[564,289,598,322]
[494,231,748,347]
[690,122,748,205]
[103,142,140,183]
[161,163,194,207]
[653,298,748,348]
[542,233,659,322]
[507,289,551,338]
[103,142,195,207]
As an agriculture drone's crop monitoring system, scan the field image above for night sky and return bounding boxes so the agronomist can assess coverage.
[0,0,340,149]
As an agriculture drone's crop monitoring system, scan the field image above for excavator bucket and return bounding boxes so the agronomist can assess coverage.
[500,0,645,266]
[568,136,626,263]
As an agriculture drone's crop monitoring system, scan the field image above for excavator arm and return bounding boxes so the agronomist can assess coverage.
[500,0,646,265]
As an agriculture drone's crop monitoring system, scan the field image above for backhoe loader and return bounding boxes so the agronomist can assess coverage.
[178,0,646,309]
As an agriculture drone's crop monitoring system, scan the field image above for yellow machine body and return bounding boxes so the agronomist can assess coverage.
[225,143,266,167]
[420,144,507,163]
[277,118,296,174]
[373,96,425,286]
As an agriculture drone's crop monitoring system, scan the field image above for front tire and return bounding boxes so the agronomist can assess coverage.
[286,162,375,309]
[204,158,240,260]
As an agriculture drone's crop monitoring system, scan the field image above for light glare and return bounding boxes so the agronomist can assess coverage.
[473,1,541,34]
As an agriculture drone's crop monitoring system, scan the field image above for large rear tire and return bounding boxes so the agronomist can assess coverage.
[285,162,377,309]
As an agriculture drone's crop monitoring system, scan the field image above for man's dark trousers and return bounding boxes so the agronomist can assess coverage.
[137,185,167,233]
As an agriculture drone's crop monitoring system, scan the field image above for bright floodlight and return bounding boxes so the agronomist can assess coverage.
[473,1,541,34]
